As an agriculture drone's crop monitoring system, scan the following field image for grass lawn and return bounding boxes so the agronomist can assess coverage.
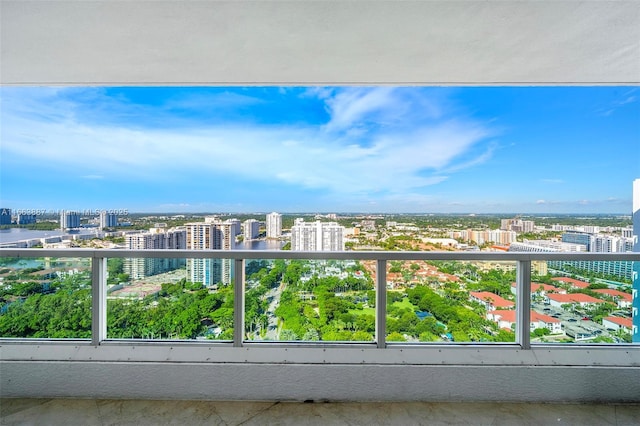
[348,306,376,316]
[348,298,418,317]
[391,297,417,311]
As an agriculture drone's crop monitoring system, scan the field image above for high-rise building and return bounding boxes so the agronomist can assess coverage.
[632,179,640,343]
[0,208,12,225]
[451,229,517,245]
[186,221,233,286]
[17,214,36,225]
[511,239,633,282]
[593,235,621,253]
[226,218,242,237]
[99,211,118,229]
[124,226,186,279]
[60,210,80,230]
[500,217,535,233]
[291,219,345,251]
[562,231,593,250]
[266,212,282,239]
[243,219,260,240]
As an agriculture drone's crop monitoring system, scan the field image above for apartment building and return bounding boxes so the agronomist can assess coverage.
[124,225,186,279]
[99,211,118,229]
[186,221,233,286]
[266,212,282,239]
[242,219,261,241]
[291,219,345,251]
[60,210,80,230]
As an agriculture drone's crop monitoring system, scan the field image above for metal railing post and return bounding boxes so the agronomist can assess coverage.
[91,254,107,346]
[376,259,387,348]
[516,259,532,349]
[233,258,245,347]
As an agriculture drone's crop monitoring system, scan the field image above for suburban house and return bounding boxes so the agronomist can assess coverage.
[550,277,590,290]
[593,289,633,308]
[486,310,562,334]
[602,316,633,334]
[469,291,514,310]
[510,282,566,298]
[545,293,609,309]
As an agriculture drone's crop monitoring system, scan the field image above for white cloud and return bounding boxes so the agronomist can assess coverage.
[323,87,398,132]
[1,87,495,200]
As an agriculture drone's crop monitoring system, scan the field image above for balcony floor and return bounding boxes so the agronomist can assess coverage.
[1,398,639,425]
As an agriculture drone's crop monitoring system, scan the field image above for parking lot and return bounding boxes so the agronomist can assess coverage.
[531,302,614,342]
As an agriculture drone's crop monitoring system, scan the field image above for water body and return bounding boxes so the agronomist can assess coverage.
[0,228,99,243]
[234,239,286,250]
[0,228,285,251]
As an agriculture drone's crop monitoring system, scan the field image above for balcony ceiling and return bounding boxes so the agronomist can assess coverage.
[1,0,639,86]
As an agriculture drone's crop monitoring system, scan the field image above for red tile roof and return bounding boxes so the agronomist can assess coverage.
[470,291,515,308]
[547,293,607,304]
[551,277,590,288]
[593,289,633,302]
[487,310,560,324]
[603,316,633,328]
[511,282,561,293]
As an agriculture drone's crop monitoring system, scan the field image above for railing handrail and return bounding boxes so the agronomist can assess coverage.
[2,247,639,261]
[0,247,637,359]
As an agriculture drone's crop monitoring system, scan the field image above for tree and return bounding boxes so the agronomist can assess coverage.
[387,332,406,342]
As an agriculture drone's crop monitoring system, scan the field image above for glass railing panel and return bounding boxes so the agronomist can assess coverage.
[245,258,375,342]
[106,257,234,340]
[0,256,92,338]
[537,260,634,344]
[385,259,518,343]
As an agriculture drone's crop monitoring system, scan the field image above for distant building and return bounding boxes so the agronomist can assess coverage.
[593,289,633,309]
[510,282,566,298]
[99,211,118,229]
[550,277,590,289]
[450,229,516,245]
[487,310,562,334]
[603,316,633,334]
[60,210,80,230]
[468,291,514,310]
[500,217,535,233]
[0,208,12,225]
[509,241,586,253]
[17,214,36,225]
[124,227,186,279]
[185,221,233,286]
[360,220,376,231]
[242,219,260,240]
[266,212,282,239]
[562,231,593,250]
[291,219,345,251]
[545,293,608,309]
[226,218,242,237]
[510,240,633,282]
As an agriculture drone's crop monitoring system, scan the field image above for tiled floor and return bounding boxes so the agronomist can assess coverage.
[1,399,639,425]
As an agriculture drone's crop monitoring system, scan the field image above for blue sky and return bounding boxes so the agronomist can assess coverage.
[1,86,638,214]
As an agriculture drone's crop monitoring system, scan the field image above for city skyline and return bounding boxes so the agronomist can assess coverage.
[1,86,639,214]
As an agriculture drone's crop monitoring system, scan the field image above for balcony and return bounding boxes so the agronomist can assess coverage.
[1,248,639,403]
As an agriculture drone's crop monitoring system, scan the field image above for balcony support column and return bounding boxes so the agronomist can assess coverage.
[516,259,532,349]
[91,255,107,346]
[234,258,245,347]
[376,259,387,348]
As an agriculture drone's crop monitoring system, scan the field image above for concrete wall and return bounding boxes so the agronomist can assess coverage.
[2,1,639,85]
[2,343,639,402]
[2,361,639,402]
